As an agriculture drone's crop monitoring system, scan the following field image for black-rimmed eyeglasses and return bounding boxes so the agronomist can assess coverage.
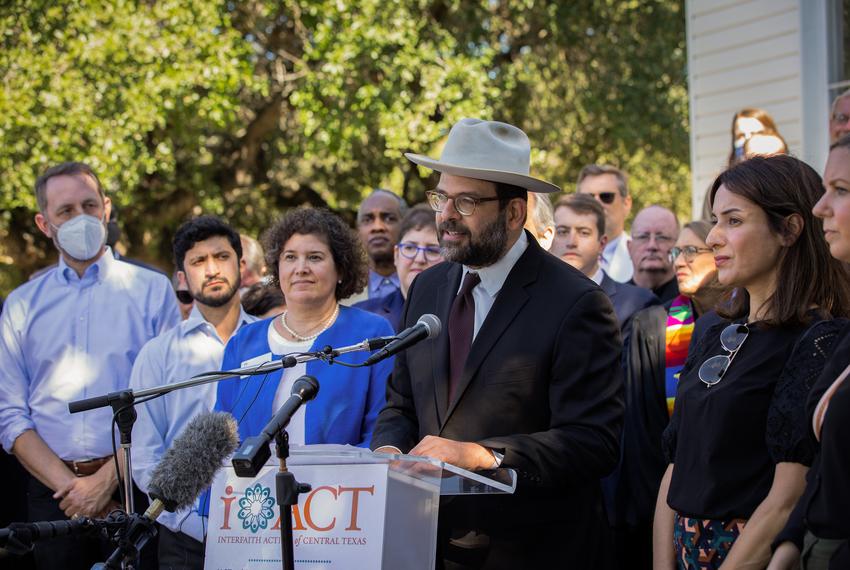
[397,242,442,261]
[426,191,501,217]
[669,245,713,263]
[698,323,749,387]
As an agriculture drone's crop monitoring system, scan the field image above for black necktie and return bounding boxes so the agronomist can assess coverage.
[448,271,480,404]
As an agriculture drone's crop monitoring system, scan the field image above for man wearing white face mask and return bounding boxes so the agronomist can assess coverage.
[0,162,179,569]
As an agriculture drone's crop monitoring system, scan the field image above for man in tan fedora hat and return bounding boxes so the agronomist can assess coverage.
[372,118,623,568]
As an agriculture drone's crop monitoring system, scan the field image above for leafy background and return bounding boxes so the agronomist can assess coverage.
[0,0,689,295]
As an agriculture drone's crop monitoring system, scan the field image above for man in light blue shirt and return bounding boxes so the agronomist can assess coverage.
[130,216,256,569]
[0,162,179,569]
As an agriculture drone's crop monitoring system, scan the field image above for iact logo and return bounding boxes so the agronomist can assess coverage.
[237,483,275,533]
[219,484,375,532]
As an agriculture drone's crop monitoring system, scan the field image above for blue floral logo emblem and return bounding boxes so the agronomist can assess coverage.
[237,483,276,533]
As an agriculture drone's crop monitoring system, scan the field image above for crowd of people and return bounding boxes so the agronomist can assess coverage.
[2,90,850,570]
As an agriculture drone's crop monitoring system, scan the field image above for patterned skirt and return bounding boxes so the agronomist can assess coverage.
[673,513,747,569]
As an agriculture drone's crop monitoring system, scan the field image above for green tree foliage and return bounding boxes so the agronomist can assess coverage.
[0,0,688,295]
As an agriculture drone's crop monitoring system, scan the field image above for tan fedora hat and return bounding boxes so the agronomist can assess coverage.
[405,118,561,194]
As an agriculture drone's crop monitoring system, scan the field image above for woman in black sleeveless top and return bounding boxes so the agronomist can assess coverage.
[769,136,850,569]
[653,155,850,570]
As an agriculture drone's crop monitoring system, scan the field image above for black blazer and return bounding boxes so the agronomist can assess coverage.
[600,272,659,341]
[371,232,624,567]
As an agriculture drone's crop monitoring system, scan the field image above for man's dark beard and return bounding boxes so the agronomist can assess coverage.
[439,209,509,267]
[191,275,241,308]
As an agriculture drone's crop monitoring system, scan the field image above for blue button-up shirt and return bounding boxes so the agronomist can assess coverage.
[0,249,180,459]
[368,269,400,299]
[130,305,256,541]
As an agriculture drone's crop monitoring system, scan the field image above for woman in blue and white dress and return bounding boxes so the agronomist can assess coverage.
[214,207,395,447]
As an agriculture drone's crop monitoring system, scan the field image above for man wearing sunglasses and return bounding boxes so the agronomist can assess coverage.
[372,118,623,568]
[576,164,634,283]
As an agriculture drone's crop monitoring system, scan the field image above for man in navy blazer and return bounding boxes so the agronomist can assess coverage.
[550,194,659,339]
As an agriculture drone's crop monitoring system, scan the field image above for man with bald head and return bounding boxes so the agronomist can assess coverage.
[627,205,680,303]
[357,188,408,299]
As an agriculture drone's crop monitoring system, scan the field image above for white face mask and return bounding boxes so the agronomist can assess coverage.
[52,214,107,261]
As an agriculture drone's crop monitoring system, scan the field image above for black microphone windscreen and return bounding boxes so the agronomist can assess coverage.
[147,411,239,512]
[418,314,441,338]
[290,374,319,401]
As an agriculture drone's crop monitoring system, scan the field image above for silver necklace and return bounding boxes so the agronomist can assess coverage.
[279,304,339,342]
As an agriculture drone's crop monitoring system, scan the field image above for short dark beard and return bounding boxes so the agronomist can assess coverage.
[190,275,241,308]
[439,208,509,267]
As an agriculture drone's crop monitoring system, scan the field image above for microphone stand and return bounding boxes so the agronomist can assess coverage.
[274,431,310,570]
[231,375,319,570]
[111,393,137,515]
[68,337,385,416]
[67,338,382,569]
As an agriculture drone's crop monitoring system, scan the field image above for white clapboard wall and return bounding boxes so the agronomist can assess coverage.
[685,0,830,218]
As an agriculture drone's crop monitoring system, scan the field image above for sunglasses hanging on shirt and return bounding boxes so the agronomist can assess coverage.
[698,323,749,387]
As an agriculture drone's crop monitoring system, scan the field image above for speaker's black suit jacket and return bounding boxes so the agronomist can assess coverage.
[371,233,624,568]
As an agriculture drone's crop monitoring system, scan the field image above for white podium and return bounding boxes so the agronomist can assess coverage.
[205,444,516,570]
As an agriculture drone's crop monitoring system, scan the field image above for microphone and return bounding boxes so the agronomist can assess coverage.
[316,335,398,359]
[261,375,320,439]
[0,515,124,555]
[232,375,319,477]
[101,411,239,568]
[361,314,441,367]
[145,411,240,517]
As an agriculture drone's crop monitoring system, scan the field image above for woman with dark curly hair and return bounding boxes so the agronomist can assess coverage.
[213,207,395,448]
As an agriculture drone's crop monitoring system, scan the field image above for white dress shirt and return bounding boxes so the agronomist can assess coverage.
[0,249,179,459]
[590,266,604,286]
[459,231,529,340]
[130,305,256,542]
[601,233,633,283]
[450,231,529,467]
[380,233,529,463]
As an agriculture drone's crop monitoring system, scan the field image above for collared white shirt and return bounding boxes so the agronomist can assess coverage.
[590,266,604,286]
[130,305,257,542]
[601,232,633,283]
[378,235,529,464]
[0,248,179,459]
[458,231,529,340]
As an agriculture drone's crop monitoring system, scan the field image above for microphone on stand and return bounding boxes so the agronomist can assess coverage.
[361,314,441,367]
[100,411,239,569]
[231,375,319,478]
[0,515,126,556]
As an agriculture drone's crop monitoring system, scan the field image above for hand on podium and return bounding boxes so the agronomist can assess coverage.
[409,436,498,471]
